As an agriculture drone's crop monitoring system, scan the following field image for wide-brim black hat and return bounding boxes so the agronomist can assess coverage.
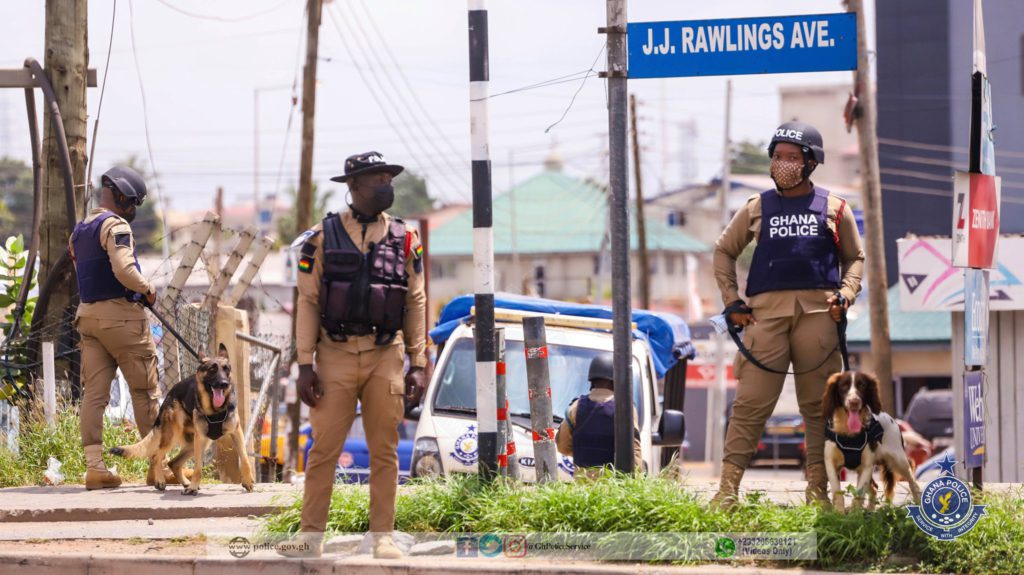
[330,151,405,183]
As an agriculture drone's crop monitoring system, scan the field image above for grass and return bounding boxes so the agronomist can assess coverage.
[0,400,218,487]
[260,473,1024,574]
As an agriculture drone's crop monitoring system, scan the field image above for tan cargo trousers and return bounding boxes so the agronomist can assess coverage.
[77,317,161,447]
[723,309,841,471]
[300,341,406,534]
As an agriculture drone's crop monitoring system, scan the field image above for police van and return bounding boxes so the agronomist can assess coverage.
[410,294,692,481]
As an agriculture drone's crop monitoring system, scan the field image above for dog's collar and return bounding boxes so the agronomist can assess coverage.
[200,403,235,424]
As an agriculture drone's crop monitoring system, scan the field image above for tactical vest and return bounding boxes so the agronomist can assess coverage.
[571,395,616,468]
[319,212,409,345]
[71,211,141,304]
[746,187,841,297]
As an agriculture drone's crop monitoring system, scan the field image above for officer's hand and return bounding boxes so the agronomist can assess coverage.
[727,311,756,328]
[145,291,157,307]
[404,366,427,407]
[827,294,849,323]
[297,364,322,408]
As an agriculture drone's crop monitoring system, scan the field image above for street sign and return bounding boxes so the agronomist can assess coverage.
[627,13,857,79]
[964,269,989,366]
[963,370,986,469]
[952,171,1001,269]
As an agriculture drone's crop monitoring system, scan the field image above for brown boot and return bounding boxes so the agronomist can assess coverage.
[804,462,830,507]
[709,461,745,511]
[373,535,403,559]
[85,468,123,490]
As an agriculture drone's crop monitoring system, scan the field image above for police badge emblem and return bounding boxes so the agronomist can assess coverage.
[450,425,479,466]
[558,455,576,477]
[907,454,986,540]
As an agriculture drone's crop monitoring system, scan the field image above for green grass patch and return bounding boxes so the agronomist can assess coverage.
[0,400,220,487]
[260,473,1024,574]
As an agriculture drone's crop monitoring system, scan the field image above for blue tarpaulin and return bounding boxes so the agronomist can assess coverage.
[429,293,696,378]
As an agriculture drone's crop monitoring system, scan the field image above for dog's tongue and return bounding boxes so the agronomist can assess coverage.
[847,408,862,433]
[213,388,225,408]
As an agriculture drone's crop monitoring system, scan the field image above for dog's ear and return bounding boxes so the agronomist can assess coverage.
[822,372,843,418]
[218,343,229,360]
[862,372,883,414]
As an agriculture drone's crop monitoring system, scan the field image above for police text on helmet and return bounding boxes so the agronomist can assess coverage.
[775,129,803,141]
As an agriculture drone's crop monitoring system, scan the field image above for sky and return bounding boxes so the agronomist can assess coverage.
[0,0,874,216]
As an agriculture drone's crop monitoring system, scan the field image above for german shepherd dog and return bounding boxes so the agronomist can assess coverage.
[110,348,255,494]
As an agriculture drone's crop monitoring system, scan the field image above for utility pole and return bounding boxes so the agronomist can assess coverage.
[709,79,732,473]
[602,0,634,473]
[39,0,88,330]
[288,0,322,479]
[468,0,497,480]
[509,149,521,294]
[629,94,651,310]
[847,0,894,412]
[213,186,224,268]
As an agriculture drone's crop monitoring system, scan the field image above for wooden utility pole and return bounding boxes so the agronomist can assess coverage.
[709,79,732,474]
[847,0,894,412]
[39,0,88,329]
[629,94,651,309]
[287,0,323,478]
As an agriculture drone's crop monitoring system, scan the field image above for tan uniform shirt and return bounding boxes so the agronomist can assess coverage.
[713,188,865,319]
[555,387,643,470]
[70,208,154,320]
[295,210,427,368]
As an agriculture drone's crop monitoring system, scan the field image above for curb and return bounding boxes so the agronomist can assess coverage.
[0,552,930,575]
[0,503,283,523]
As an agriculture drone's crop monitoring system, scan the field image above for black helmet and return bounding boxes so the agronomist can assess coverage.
[768,121,825,164]
[587,352,614,384]
[101,166,148,205]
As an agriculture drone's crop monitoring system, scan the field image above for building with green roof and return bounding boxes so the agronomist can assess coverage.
[426,163,710,314]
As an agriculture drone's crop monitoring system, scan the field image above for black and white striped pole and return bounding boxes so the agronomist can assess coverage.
[468,0,498,480]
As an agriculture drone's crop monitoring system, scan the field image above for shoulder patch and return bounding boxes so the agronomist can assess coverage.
[290,229,319,249]
[114,233,132,247]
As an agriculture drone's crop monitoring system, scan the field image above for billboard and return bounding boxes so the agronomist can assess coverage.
[897,236,1024,312]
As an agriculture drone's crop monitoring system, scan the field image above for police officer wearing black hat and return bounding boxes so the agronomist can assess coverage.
[278,151,426,559]
[70,166,170,490]
[710,121,865,509]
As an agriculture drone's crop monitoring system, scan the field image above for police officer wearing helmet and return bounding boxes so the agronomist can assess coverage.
[70,166,170,490]
[278,152,426,559]
[555,352,642,477]
[710,122,864,509]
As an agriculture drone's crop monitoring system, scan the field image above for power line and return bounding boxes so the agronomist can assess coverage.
[271,3,307,199]
[85,0,118,195]
[323,3,469,201]
[544,43,605,134]
[153,0,292,23]
[127,1,165,215]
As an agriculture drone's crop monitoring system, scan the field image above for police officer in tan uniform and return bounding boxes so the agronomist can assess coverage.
[278,152,427,559]
[710,122,864,509]
[70,166,170,490]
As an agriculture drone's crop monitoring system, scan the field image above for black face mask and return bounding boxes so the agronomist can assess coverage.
[368,183,395,214]
[114,192,138,223]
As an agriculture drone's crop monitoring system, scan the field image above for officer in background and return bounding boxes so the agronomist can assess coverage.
[278,152,427,559]
[710,122,864,510]
[70,166,168,490]
[555,353,642,476]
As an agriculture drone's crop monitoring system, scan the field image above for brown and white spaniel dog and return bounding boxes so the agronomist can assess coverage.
[822,371,922,512]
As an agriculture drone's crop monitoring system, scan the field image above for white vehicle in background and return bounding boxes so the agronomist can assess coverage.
[410,295,692,481]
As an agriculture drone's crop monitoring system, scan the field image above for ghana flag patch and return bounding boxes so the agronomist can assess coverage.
[414,244,423,259]
[298,256,313,273]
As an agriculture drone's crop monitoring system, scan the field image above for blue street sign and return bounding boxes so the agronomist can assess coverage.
[964,269,989,366]
[627,13,857,79]
[963,371,985,470]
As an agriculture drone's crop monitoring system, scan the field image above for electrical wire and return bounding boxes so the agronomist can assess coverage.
[338,2,471,191]
[85,0,117,203]
[153,0,292,23]
[473,71,594,102]
[545,43,605,134]
[271,3,307,201]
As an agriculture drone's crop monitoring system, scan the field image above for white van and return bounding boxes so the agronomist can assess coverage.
[410,296,691,481]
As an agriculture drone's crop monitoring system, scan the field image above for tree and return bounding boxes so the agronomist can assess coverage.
[276,183,335,245]
[0,157,35,241]
[94,155,165,254]
[390,170,434,218]
[731,140,771,175]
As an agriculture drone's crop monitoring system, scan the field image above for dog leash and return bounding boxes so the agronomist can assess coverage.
[724,292,850,376]
[129,294,201,360]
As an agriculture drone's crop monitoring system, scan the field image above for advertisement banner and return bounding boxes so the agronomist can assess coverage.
[963,371,986,469]
[897,236,1024,312]
[952,172,1001,269]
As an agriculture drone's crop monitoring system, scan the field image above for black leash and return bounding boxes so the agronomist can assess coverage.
[129,294,201,360]
[723,293,850,376]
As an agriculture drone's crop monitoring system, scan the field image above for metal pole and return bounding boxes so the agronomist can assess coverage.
[710,79,732,476]
[469,0,497,480]
[522,316,558,482]
[495,328,518,479]
[509,149,521,294]
[629,93,650,310]
[254,88,259,235]
[605,0,634,473]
